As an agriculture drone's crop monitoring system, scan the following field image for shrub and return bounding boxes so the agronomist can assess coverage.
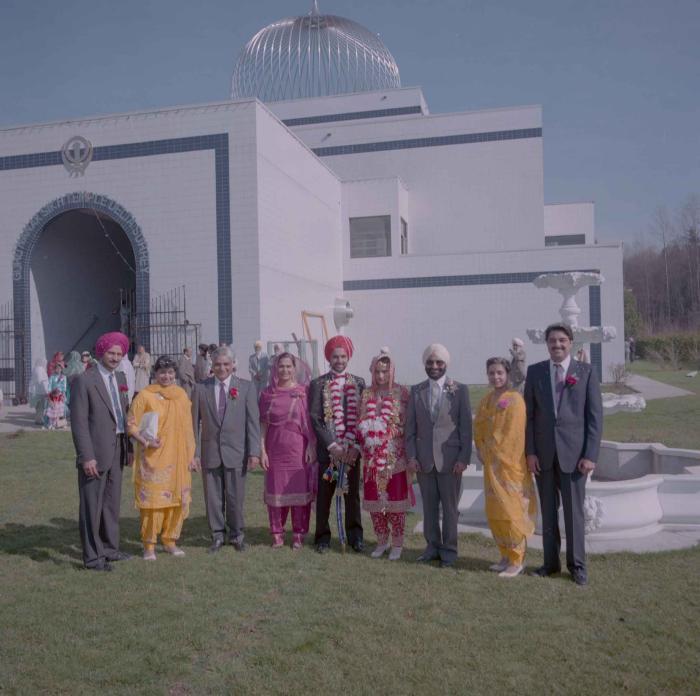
[635,333,700,367]
[608,363,627,385]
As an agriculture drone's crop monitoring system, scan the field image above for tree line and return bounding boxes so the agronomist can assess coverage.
[624,194,700,335]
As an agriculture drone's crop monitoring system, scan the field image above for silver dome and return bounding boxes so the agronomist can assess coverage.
[231,2,401,103]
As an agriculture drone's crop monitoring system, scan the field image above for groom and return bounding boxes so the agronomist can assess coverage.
[309,335,365,553]
[524,323,602,585]
[406,344,472,568]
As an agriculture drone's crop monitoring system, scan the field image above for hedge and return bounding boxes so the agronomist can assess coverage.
[635,333,700,364]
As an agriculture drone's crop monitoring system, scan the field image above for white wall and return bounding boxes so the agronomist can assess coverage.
[254,107,343,356]
[545,202,595,244]
[343,243,624,385]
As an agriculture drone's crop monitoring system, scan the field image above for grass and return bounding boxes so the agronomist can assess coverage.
[1,432,699,694]
[603,360,700,449]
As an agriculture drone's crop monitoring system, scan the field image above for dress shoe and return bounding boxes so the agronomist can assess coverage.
[416,553,439,563]
[529,565,561,577]
[571,569,588,586]
[231,539,246,552]
[315,543,330,554]
[208,538,225,554]
[106,551,132,562]
[439,560,456,569]
[498,564,524,578]
[86,561,113,572]
[351,540,365,553]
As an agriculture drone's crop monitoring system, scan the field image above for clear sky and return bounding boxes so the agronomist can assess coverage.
[1,0,698,244]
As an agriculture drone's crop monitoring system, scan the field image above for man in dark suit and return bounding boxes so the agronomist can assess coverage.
[309,335,365,553]
[524,323,603,586]
[192,346,260,553]
[70,331,133,571]
[405,343,472,568]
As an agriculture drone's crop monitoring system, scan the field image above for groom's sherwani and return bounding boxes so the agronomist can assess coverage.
[524,358,602,573]
[405,377,472,564]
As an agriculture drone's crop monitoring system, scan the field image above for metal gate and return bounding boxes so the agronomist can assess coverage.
[0,300,24,404]
[133,285,200,359]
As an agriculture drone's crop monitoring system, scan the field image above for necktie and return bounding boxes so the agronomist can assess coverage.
[555,364,565,410]
[430,380,441,420]
[218,382,227,423]
[108,373,125,432]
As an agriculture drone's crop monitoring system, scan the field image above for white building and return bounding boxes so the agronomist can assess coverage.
[0,6,623,399]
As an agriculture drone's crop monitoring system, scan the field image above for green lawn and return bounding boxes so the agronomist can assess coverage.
[603,360,700,449]
[1,432,699,694]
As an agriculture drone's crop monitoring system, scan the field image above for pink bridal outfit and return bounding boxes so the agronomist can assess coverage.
[259,358,316,548]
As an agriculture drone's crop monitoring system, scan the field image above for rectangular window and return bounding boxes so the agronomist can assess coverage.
[349,215,391,258]
[544,234,586,247]
[400,218,408,255]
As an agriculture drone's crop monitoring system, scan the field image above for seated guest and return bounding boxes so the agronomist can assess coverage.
[127,355,198,560]
[357,351,413,561]
[473,357,536,577]
[259,353,316,549]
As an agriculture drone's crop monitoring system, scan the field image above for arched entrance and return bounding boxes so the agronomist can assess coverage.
[12,192,150,398]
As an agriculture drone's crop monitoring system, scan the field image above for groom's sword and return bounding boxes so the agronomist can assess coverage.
[334,461,348,553]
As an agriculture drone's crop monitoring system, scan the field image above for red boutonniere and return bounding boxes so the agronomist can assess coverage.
[229,387,239,400]
[118,384,129,393]
[565,375,578,387]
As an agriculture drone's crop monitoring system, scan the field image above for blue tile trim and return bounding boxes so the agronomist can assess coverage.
[283,105,422,127]
[344,269,603,377]
[313,127,542,157]
[2,133,232,397]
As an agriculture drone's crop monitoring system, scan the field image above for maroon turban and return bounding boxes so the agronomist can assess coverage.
[95,332,129,358]
[324,335,355,362]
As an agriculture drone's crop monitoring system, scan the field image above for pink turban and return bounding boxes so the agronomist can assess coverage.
[95,332,129,358]
[324,335,355,362]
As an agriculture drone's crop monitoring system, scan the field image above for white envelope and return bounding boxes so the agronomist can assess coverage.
[139,411,159,442]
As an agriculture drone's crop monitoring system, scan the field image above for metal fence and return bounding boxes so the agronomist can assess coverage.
[0,301,22,404]
[267,339,320,377]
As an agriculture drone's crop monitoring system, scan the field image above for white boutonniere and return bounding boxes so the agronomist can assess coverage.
[444,379,458,395]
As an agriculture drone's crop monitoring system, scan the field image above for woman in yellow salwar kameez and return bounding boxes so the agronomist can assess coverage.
[127,355,199,560]
[474,357,536,578]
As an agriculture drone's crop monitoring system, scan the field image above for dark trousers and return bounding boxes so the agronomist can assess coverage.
[416,468,462,563]
[535,455,587,573]
[314,460,363,546]
[202,465,246,543]
[77,437,125,568]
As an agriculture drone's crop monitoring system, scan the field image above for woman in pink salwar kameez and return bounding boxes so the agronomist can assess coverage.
[260,353,316,549]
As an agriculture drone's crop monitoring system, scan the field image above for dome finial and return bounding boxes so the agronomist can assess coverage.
[310,0,320,16]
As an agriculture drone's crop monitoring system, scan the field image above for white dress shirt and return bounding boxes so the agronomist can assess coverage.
[97,362,125,434]
[549,354,572,416]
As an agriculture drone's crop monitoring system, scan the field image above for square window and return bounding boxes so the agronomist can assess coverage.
[350,215,391,258]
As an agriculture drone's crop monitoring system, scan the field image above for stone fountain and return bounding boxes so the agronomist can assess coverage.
[526,271,645,414]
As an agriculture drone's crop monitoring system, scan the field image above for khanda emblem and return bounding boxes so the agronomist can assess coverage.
[61,135,93,176]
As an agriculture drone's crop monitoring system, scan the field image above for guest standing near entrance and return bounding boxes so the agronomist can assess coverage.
[28,358,49,425]
[259,353,316,549]
[309,335,365,553]
[132,344,151,393]
[405,344,472,568]
[474,357,536,578]
[249,340,270,395]
[356,352,412,561]
[128,355,198,560]
[524,323,603,586]
[192,346,260,553]
[194,344,210,383]
[70,331,132,571]
[177,347,196,400]
[45,362,70,424]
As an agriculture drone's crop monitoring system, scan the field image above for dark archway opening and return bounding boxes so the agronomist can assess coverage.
[31,209,136,357]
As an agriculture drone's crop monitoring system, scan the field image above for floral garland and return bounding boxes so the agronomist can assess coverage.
[322,374,359,454]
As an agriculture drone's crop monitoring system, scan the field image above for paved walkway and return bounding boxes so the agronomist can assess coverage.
[0,405,45,433]
[626,373,694,400]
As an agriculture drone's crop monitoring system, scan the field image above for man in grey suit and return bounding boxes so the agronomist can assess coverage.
[71,331,133,571]
[524,323,603,586]
[406,343,472,568]
[248,340,270,396]
[192,345,261,553]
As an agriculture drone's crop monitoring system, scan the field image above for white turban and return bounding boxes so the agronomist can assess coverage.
[422,343,450,366]
[512,337,524,347]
